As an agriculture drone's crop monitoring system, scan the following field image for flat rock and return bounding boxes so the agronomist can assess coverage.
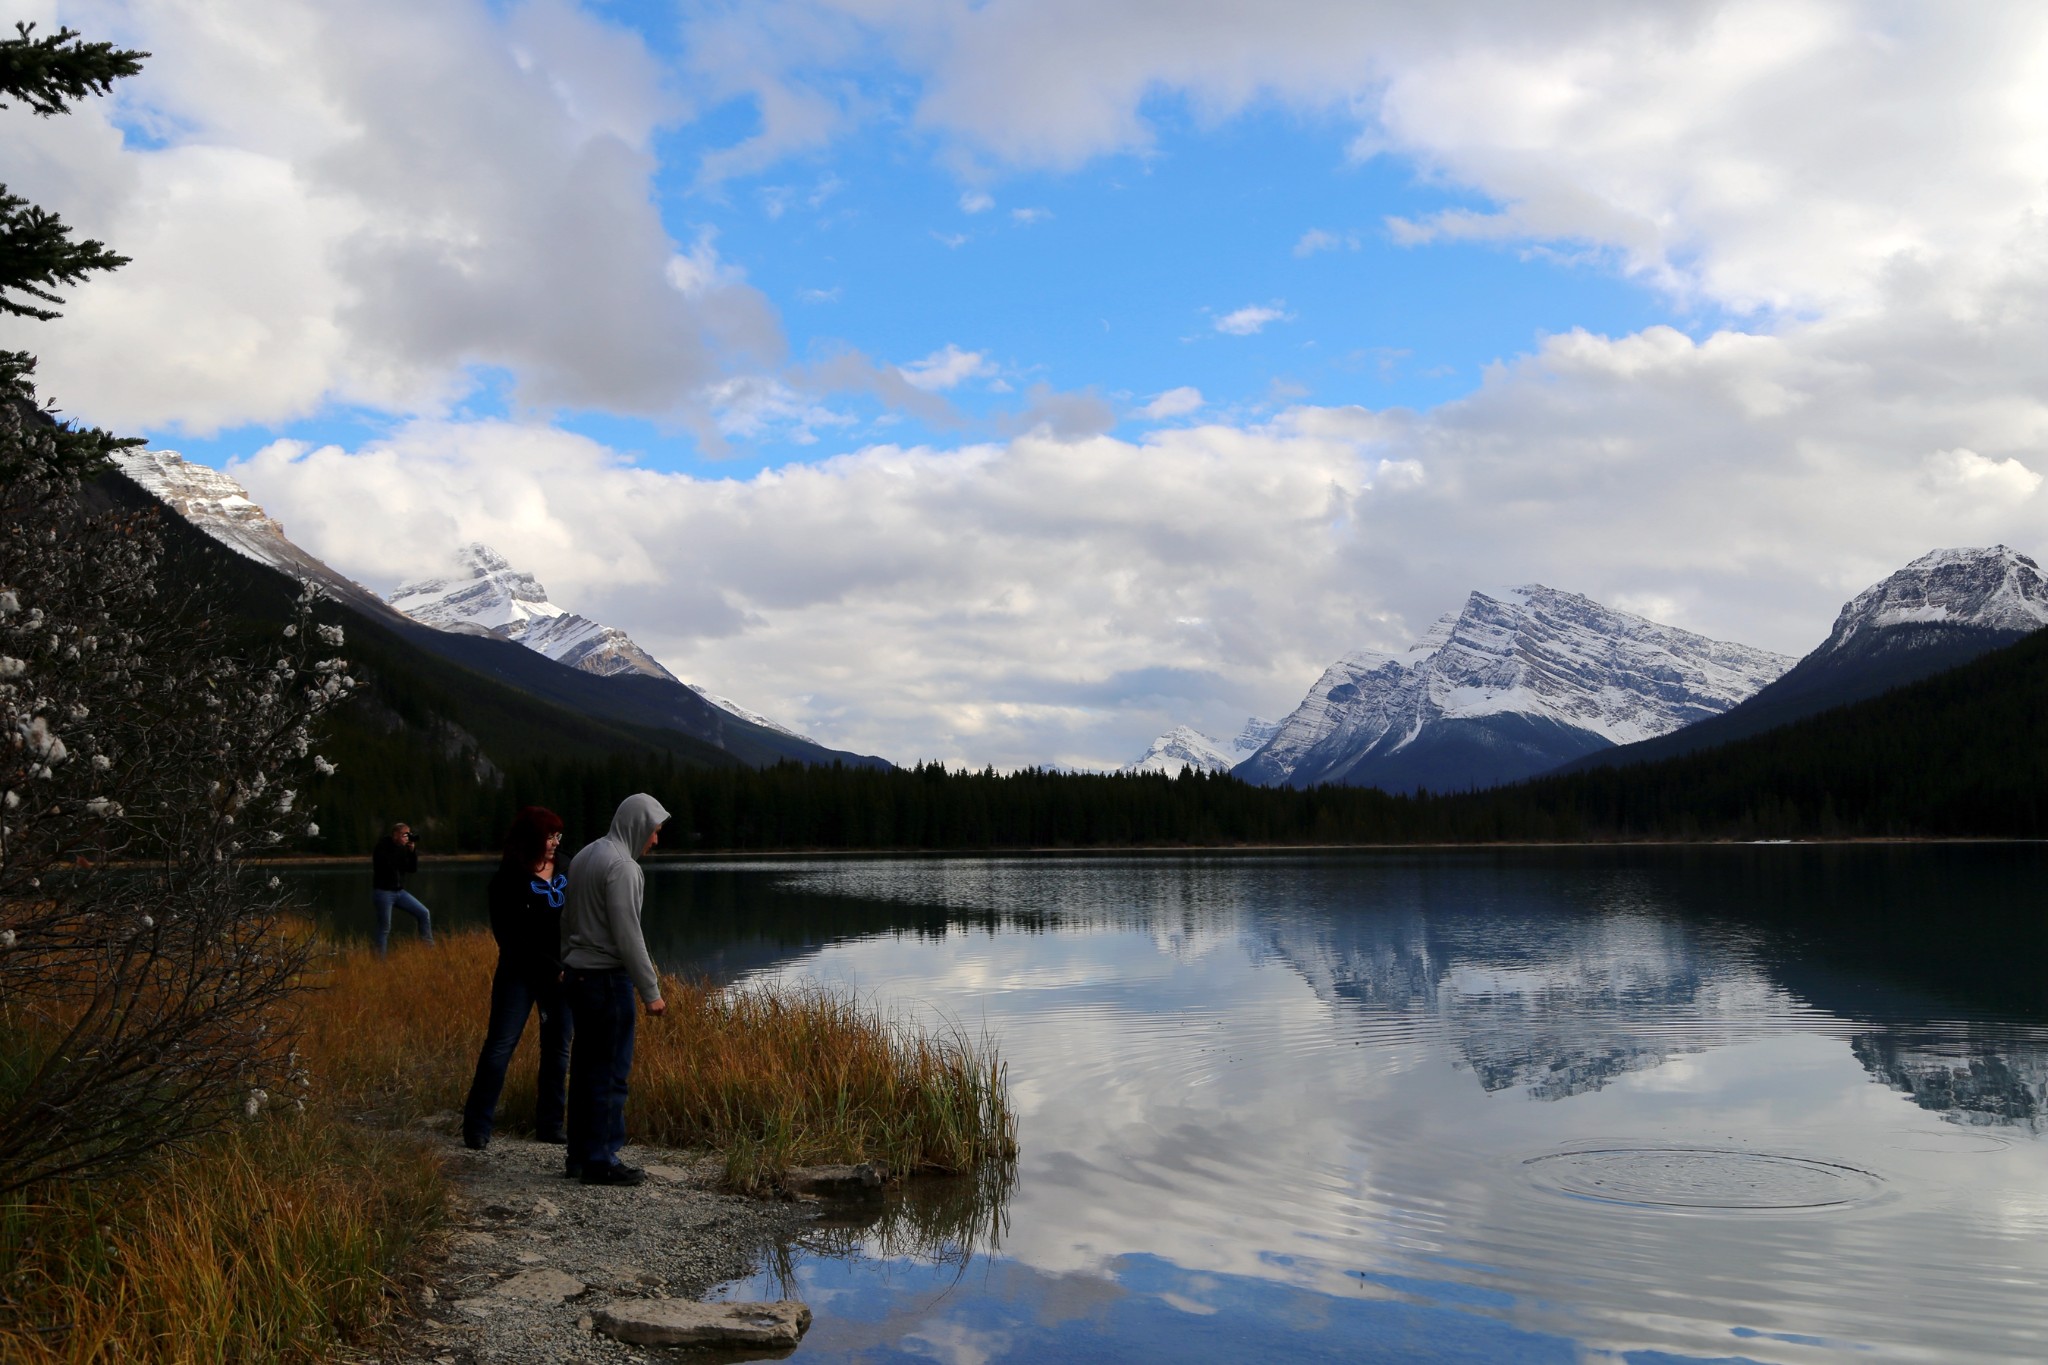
[641,1163,691,1184]
[592,1299,812,1348]
[783,1162,886,1194]
[490,1267,585,1305]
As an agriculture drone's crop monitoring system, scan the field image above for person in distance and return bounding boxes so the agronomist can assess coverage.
[559,793,670,1186]
[369,821,433,955]
[461,806,575,1151]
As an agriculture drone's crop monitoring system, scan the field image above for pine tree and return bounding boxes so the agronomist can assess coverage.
[0,22,148,479]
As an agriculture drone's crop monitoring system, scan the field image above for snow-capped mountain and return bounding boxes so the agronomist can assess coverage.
[1812,545,2048,658]
[389,543,677,682]
[1125,717,1278,776]
[1238,585,1792,792]
[1572,545,2048,773]
[388,544,817,741]
[113,450,390,613]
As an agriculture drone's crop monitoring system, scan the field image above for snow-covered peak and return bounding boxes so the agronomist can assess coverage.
[1822,546,2048,650]
[1126,717,1279,776]
[389,543,566,634]
[1240,585,1793,789]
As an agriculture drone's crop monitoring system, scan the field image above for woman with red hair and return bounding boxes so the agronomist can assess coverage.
[461,806,574,1149]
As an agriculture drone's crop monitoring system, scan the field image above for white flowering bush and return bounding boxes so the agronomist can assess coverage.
[0,435,351,1190]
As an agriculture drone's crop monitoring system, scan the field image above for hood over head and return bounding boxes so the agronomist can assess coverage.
[607,792,670,855]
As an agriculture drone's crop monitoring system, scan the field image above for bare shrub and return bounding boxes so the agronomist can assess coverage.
[0,447,351,1191]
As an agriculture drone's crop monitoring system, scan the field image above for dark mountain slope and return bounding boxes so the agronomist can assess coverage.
[1488,623,2048,839]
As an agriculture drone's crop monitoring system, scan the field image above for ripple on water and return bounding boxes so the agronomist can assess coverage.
[1524,1147,1885,1210]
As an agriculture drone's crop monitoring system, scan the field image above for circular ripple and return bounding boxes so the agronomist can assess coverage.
[1525,1147,1883,1210]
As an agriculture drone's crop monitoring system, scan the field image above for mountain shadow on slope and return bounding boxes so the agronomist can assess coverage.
[1289,711,1621,793]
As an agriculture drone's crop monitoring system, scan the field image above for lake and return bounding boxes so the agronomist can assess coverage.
[294,846,2048,1362]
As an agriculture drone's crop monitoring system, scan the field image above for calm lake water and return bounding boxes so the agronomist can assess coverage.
[294,847,2048,1362]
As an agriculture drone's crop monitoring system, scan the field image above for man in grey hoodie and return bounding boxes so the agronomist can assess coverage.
[559,792,669,1185]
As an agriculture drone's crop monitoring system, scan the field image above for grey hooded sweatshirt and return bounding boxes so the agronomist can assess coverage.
[560,793,669,1003]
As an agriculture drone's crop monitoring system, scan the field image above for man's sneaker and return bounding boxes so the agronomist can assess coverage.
[563,1159,585,1179]
[462,1133,488,1152]
[580,1162,647,1188]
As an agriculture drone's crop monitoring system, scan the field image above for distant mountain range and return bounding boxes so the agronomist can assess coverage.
[1233,585,1792,793]
[1123,718,1277,775]
[1130,546,2048,797]
[111,450,878,777]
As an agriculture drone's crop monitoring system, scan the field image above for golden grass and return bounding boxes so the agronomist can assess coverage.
[0,1118,442,1365]
[1,924,1016,1360]
[299,929,1018,1191]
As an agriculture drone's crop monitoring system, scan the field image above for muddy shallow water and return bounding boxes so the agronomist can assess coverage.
[292,845,2048,1362]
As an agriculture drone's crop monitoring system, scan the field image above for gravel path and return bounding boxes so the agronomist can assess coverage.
[359,1135,819,1364]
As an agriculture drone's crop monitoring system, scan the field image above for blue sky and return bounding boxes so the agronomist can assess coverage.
[11,1,2048,767]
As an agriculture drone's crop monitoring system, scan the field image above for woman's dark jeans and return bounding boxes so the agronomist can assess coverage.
[461,964,571,1145]
[564,967,637,1170]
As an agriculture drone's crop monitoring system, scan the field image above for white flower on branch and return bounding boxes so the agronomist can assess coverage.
[282,625,296,638]
[0,657,24,680]
[266,877,281,890]
[304,822,319,838]
[0,930,14,949]
[90,754,109,771]
[312,756,335,777]
[243,1089,267,1119]
[2,791,17,810]
[139,915,153,929]
[67,704,87,720]
[316,624,344,647]
[0,590,18,615]
[85,797,123,818]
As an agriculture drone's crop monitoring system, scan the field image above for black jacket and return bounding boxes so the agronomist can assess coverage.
[371,836,418,891]
[488,862,566,996]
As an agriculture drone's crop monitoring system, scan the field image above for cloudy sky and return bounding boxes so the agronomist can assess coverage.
[8,1,2048,768]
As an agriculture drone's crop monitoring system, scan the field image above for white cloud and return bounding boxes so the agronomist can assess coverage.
[899,343,997,392]
[0,0,780,435]
[682,2,2048,320]
[1010,206,1052,224]
[960,189,994,213]
[1214,304,1290,336]
[1293,228,1355,257]
[1923,448,2044,506]
[1140,387,1205,419]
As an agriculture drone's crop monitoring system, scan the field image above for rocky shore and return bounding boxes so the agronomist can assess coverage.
[359,1135,819,1363]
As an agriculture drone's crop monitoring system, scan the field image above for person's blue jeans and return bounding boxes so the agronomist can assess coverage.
[564,968,637,1170]
[370,889,432,954]
[461,966,572,1146]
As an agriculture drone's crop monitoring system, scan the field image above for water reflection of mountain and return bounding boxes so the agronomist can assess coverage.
[631,850,2048,1113]
[1851,1031,2048,1132]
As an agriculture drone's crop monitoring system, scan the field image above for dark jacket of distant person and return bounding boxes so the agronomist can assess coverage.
[371,831,418,891]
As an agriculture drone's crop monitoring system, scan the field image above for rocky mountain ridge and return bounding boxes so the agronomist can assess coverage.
[1239,585,1793,792]
[1124,718,1278,776]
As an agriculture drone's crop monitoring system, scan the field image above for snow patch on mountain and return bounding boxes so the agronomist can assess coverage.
[1241,586,1793,790]
[1126,717,1278,775]
[113,449,386,609]
[1821,546,2048,650]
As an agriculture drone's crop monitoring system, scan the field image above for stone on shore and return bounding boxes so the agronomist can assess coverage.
[592,1299,812,1348]
[782,1162,887,1194]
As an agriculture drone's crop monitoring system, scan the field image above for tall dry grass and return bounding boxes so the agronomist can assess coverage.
[298,929,1018,1190]
[0,1118,441,1365]
[1,925,1016,1360]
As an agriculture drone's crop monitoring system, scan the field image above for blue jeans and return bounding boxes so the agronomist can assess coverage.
[370,889,432,954]
[564,968,637,1170]
[461,965,571,1145]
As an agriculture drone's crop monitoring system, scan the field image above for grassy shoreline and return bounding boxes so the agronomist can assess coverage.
[1,927,1016,1361]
